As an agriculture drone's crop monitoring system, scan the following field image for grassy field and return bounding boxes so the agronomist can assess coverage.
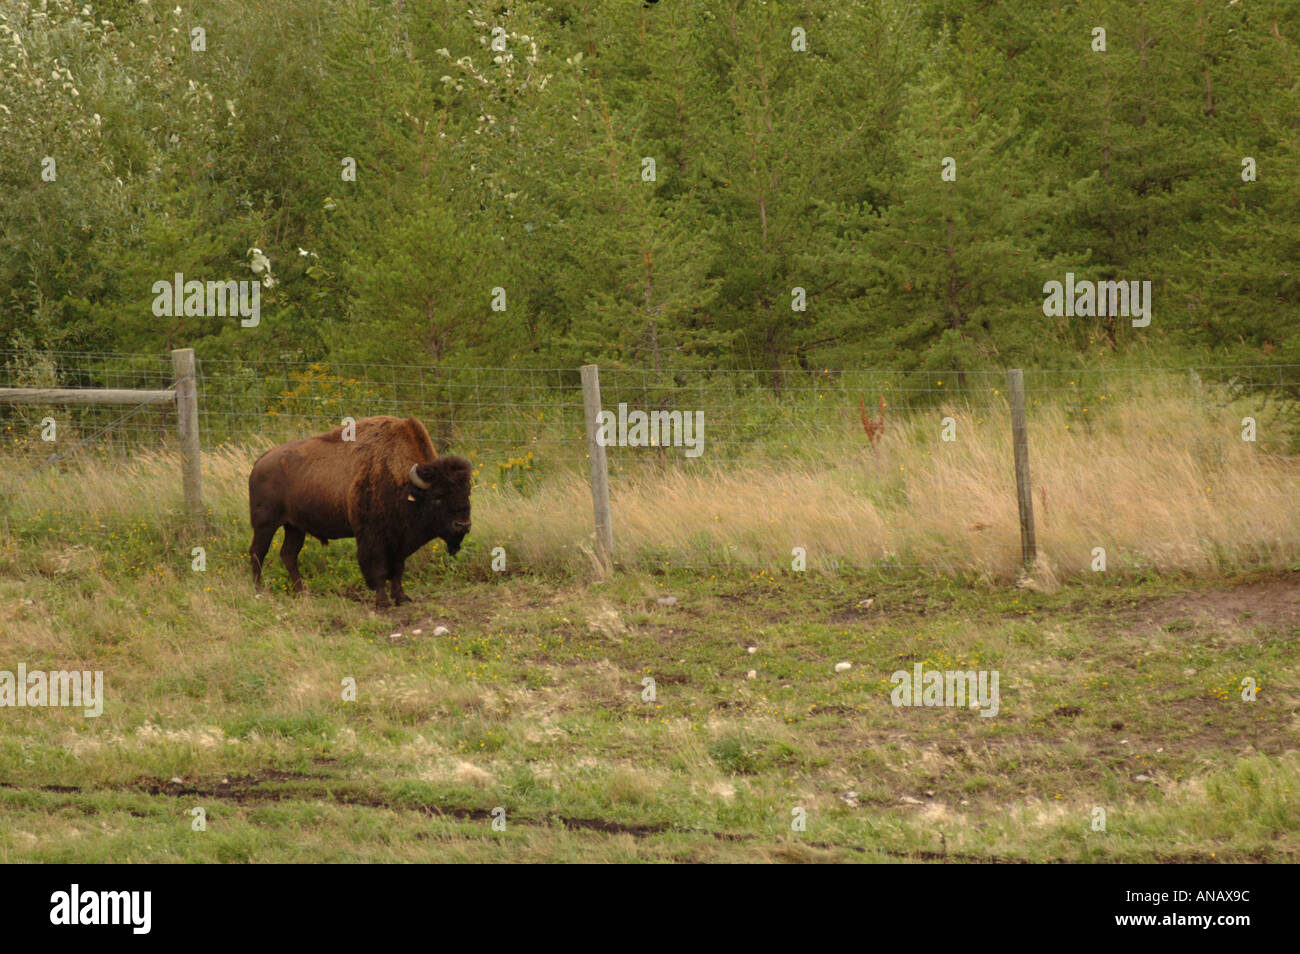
[0,548,1296,861]
[0,380,1297,862]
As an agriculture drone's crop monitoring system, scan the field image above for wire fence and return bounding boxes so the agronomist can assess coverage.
[1,350,1297,575]
[2,351,1295,469]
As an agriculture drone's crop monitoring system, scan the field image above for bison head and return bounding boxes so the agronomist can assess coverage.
[407,456,473,555]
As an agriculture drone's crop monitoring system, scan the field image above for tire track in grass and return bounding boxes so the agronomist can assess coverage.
[0,777,1120,863]
[5,777,1279,863]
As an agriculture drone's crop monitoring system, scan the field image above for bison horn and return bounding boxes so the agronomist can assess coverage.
[409,464,431,490]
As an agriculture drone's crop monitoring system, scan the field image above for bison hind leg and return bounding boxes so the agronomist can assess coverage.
[280,524,308,594]
[250,525,278,588]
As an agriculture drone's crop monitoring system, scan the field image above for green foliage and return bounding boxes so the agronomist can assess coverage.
[1,0,1296,379]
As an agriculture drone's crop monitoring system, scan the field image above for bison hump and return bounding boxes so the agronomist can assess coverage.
[363,416,438,484]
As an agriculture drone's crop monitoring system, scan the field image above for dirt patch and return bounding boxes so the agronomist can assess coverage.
[830,593,951,625]
[1132,577,1300,635]
[137,768,327,801]
[635,624,685,646]
[6,774,672,838]
[655,672,690,685]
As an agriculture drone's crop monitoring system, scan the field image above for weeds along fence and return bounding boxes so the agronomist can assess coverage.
[1,350,1298,577]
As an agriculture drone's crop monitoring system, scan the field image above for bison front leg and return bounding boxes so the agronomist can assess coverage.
[356,538,390,609]
[388,559,412,606]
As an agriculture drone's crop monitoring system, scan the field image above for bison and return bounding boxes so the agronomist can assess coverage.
[248,415,472,608]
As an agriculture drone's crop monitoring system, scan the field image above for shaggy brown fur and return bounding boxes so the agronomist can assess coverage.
[248,415,472,608]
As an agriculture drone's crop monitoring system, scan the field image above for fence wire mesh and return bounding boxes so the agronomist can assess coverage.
[1,351,1297,573]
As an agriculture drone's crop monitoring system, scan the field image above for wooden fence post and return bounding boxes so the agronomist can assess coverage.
[580,364,613,569]
[1007,368,1036,568]
[171,348,204,530]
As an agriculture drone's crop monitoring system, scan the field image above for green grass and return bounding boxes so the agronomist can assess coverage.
[0,533,1295,862]
[1,378,1296,860]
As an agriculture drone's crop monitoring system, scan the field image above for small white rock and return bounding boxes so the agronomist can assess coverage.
[433,625,451,636]
[169,777,183,785]
[746,645,758,654]
[412,628,423,635]
[657,596,678,606]
[746,670,757,680]
[834,661,852,673]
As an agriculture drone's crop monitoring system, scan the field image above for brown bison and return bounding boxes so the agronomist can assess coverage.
[248,415,472,608]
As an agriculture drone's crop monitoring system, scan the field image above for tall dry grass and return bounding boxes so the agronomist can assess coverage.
[1,379,1295,581]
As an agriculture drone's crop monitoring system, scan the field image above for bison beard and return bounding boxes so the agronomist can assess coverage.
[248,416,472,608]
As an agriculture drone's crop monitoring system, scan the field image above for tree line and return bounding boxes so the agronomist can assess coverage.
[1,0,1296,385]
